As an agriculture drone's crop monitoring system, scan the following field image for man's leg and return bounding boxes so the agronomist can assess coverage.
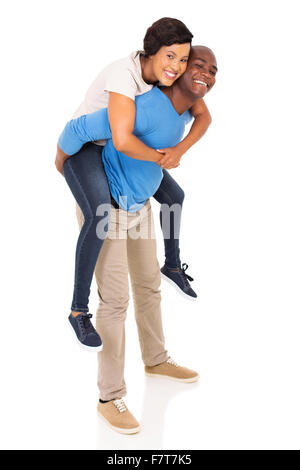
[83,208,141,434]
[127,202,199,383]
[127,201,169,367]
[93,209,129,401]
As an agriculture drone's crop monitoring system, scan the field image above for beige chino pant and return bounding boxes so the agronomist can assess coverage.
[76,200,169,401]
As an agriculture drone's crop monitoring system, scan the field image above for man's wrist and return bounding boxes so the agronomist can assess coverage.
[176,141,189,157]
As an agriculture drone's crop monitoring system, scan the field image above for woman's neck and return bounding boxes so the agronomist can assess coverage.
[139,54,158,84]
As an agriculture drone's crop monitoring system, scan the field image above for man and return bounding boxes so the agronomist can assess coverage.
[76,198,199,434]
[63,47,218,432]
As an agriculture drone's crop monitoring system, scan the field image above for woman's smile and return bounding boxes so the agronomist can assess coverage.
[163,70,178,80]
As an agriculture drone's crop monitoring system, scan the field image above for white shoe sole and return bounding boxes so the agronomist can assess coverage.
[160,273,197,301]
[68,320,103,352]
[97,410,141,435]
[145,372,200,383]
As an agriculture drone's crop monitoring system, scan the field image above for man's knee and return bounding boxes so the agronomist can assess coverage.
[132,269,161,294]
[97,289,129,321]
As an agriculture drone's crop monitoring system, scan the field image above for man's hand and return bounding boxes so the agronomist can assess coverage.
[156,146,183,169]
[55,144,70,175]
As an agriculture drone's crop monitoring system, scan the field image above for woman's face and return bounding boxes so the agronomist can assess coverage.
[151,43,191,86]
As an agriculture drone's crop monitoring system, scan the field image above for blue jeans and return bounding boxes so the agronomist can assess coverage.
[63,143,111,313]
[63,143,184,313]
[153,169,184,269]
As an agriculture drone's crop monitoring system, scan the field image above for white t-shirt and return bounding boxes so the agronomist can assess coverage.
[73,51,153,145]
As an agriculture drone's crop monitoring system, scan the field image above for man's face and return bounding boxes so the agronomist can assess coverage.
[179,47,218,98]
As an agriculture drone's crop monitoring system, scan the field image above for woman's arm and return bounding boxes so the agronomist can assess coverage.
[107,92,164,163]
[156,98,212,169]
[58,109,112,155]
[55,92,164,174]
[55,108,113,174]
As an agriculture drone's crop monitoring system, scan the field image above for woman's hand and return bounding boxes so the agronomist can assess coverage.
[156,146,183,169]
[55,144,70,175]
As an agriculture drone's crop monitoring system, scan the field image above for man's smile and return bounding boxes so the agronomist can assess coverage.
[193,78,209,89]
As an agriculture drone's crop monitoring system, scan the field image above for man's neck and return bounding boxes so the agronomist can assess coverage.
[161,84,198,115]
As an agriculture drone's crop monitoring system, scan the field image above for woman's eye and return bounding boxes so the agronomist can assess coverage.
[167,54,174,59]
[181,59,187,63]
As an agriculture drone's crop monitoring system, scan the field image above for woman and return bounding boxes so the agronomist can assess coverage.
[56,18,212,350]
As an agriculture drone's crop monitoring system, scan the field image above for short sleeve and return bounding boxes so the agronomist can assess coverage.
[103,64,138,101]
[184,110,194,125]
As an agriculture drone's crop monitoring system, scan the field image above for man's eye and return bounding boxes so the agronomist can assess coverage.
[195,64,203,68]
[210,70,216,76]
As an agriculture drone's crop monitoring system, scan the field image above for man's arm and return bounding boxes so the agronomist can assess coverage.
[156,98,212,169]
[177,98,211,154]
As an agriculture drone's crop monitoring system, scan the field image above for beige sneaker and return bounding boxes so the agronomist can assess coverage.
[97,398,141,434]
[145,357,199,383]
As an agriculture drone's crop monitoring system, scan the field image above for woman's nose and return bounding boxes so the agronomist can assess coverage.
[171,64,180,73]
[171,59,182,72]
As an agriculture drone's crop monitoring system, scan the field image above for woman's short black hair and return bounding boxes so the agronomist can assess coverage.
[143,17,193,58]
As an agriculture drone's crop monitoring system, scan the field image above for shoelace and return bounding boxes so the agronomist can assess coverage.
[179,263,194,287]
[113,398,127,413]
[166,357,179,367]
[78,313,95,335]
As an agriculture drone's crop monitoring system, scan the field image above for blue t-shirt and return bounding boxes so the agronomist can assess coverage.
[59,87,192,212]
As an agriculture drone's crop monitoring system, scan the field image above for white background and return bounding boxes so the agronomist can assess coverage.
[0,0,299,450]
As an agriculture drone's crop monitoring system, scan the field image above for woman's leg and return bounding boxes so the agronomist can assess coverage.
[63,143,111,314]
[153,169,184,269]
[153,169,197,299]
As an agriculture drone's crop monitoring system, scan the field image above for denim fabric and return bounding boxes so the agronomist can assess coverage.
[153,169,185,269]
[63,143,111,313]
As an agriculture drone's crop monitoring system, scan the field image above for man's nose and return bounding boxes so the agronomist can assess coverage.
[201,66,210,77]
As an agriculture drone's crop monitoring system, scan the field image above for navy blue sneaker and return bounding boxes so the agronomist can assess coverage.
[68,312,103,352]
[160,263,197,300]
